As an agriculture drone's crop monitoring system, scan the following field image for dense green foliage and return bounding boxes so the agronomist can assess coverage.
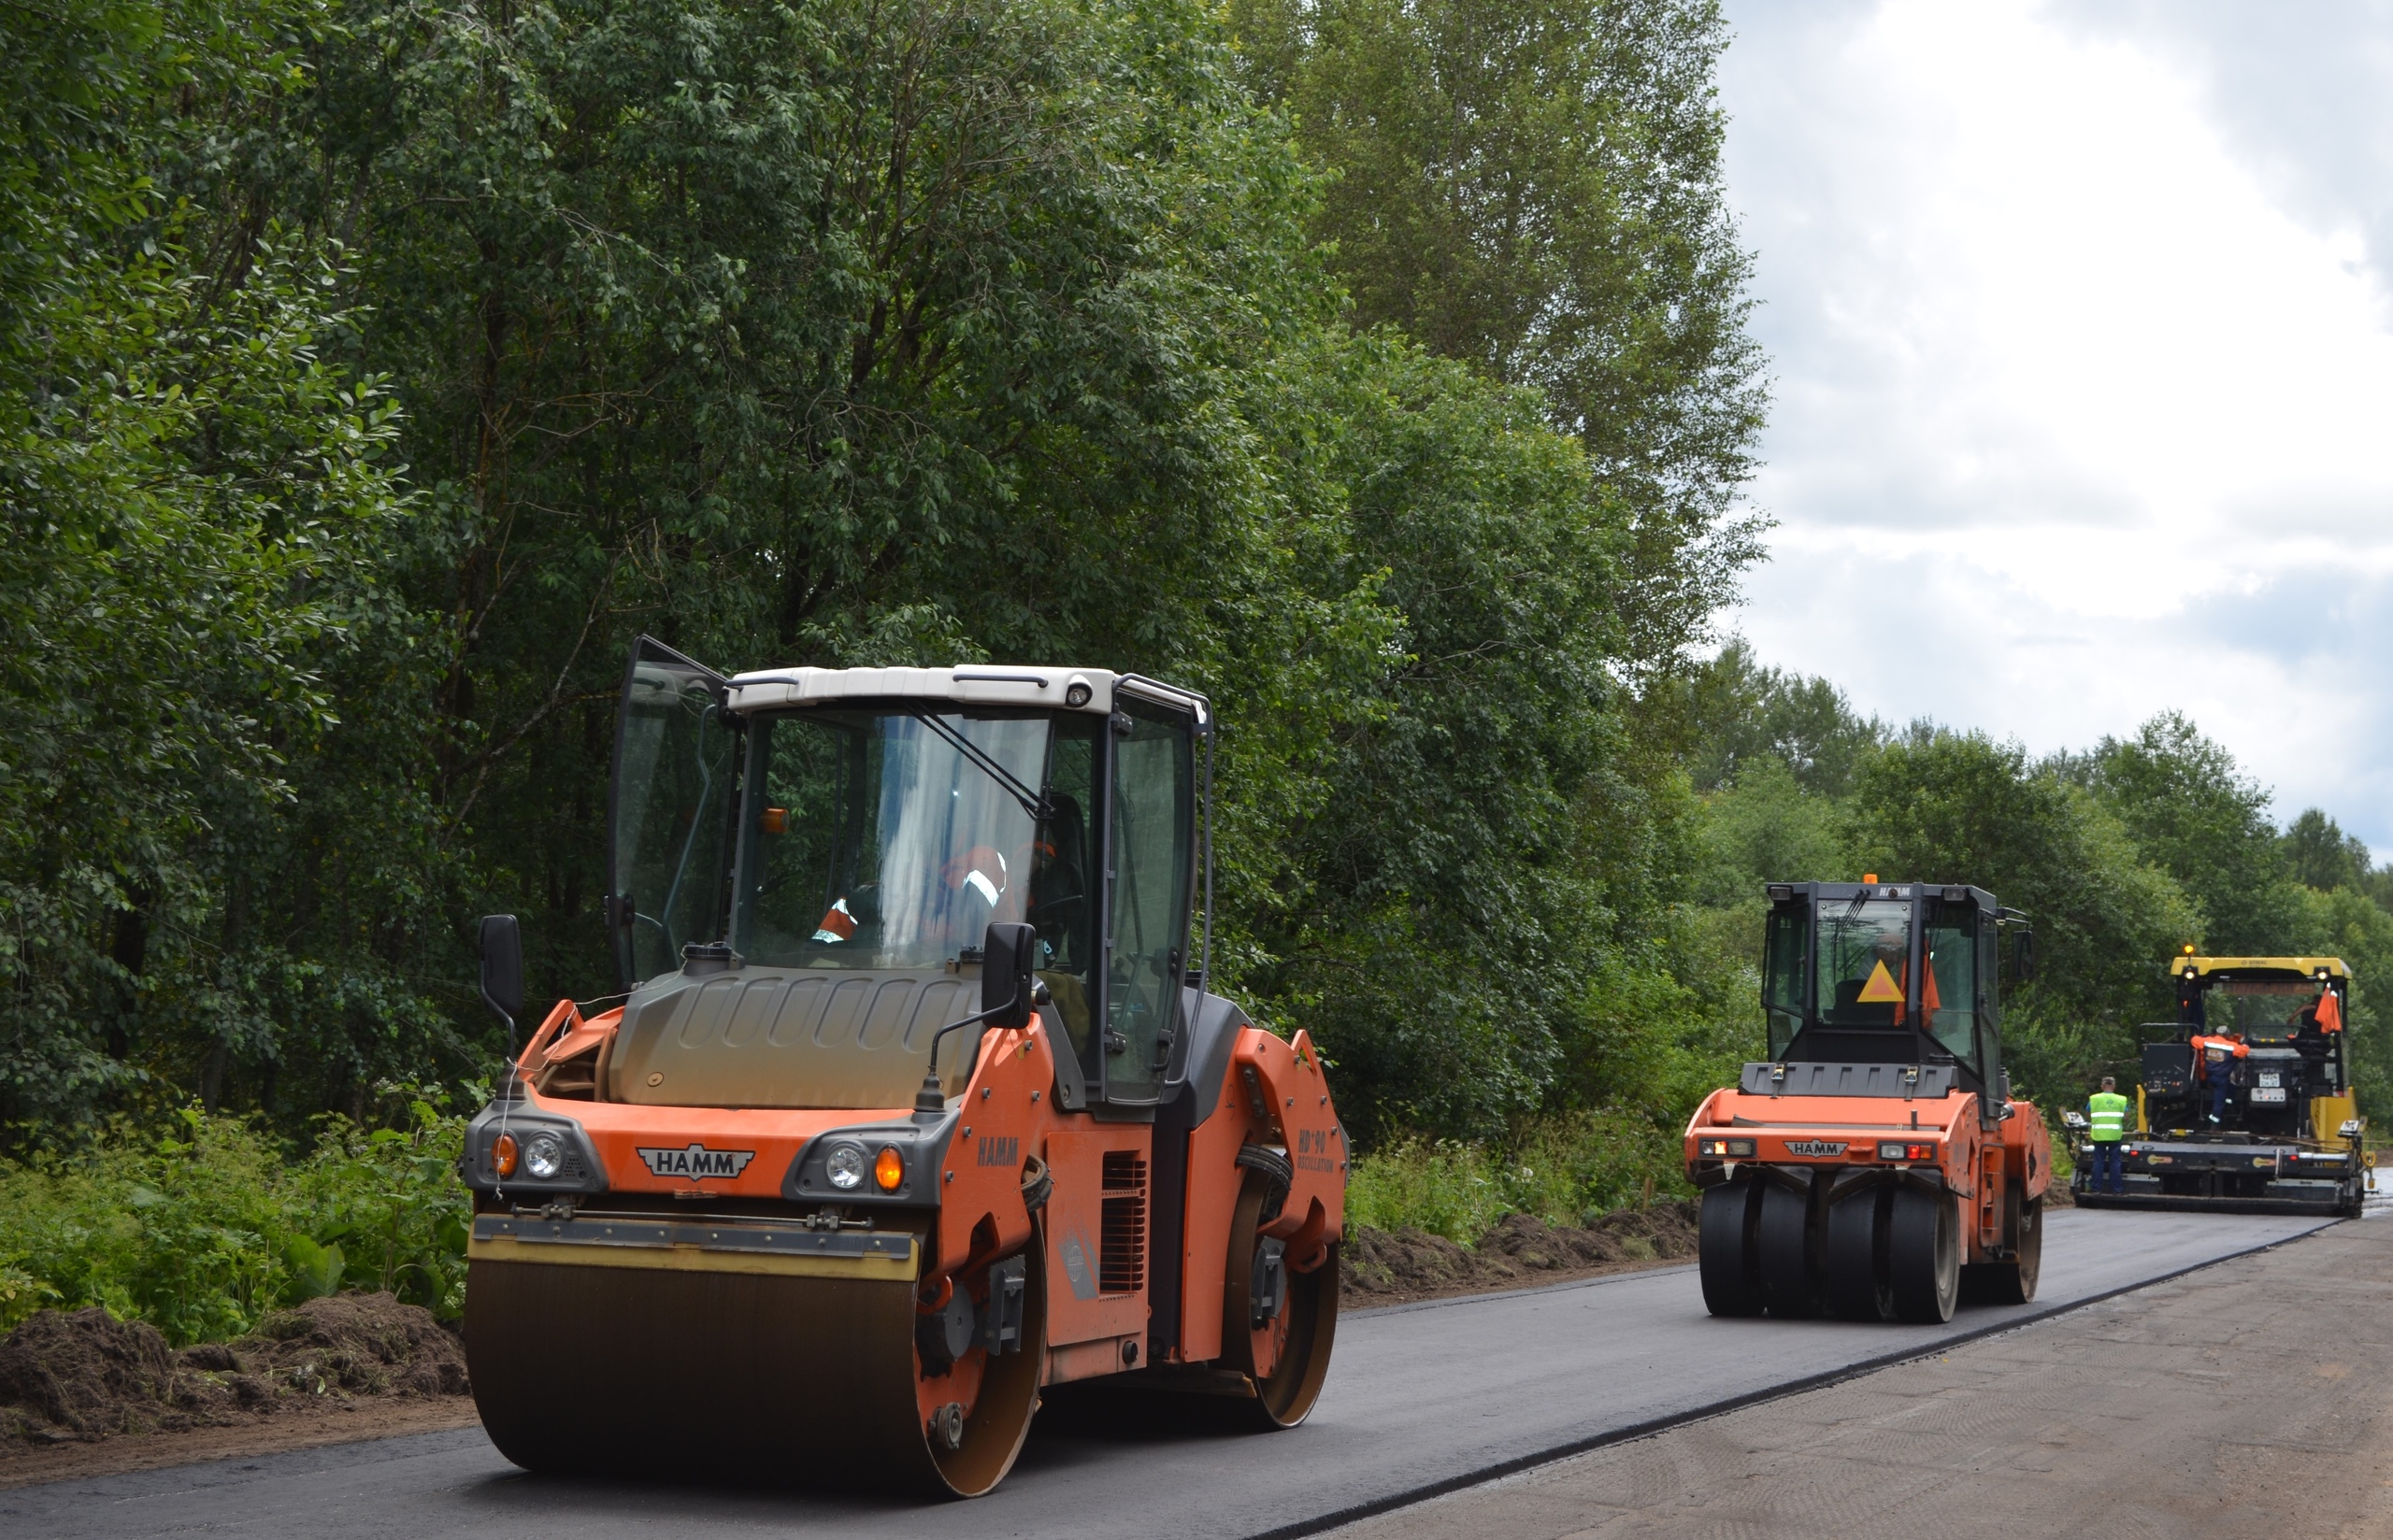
[0,0,433,1130]
[1,0,1769,1152]
[0,1090,470,1338]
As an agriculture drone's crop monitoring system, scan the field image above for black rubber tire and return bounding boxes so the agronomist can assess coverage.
[1823,1184,1893,1321]
[1756,1178,1818,1319]
[1698,1181,1765,1318]
[1888,1186,1959,1323]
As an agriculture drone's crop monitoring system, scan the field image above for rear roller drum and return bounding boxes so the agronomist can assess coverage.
[1888,1186,1959,1323]
[1223,1172,1339,1428]
[1756,1179,1819,1319]
[1823,1184,1893,1321]
[1698,1181,1765,1318]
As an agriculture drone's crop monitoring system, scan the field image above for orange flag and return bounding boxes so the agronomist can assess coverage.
[2317,989,2343,1034]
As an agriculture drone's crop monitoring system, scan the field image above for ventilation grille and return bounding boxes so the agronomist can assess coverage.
[1099,1151,1148,1295]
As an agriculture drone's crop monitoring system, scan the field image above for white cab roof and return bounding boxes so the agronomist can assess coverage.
[723,664,1207,724]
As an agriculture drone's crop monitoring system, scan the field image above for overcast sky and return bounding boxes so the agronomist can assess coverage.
[1715,0,2393,853]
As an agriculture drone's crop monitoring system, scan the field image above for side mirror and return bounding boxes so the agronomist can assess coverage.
[2012,927,2036,982]
[480,914,524,1028]
[982,921,1038,1031]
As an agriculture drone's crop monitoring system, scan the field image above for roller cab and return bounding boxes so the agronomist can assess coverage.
[459,640,1346,1495]
[2068,954,2367,1215]
[1685,880,2052,1323]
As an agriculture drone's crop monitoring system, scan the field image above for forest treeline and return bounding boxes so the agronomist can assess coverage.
[6,0,2390,1178]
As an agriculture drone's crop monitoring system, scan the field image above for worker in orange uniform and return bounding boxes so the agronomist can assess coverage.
[2190,1029,2248,1125]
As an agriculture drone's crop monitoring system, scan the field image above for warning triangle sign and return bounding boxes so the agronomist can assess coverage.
[1856,959,1904,1004]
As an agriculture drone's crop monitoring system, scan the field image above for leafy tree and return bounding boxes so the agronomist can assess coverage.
[1680,638,1883,795]
[2283,808,2371,893]
[0,0,424,1135]
[1240,335,1633,1140]
[1691,755,1845,906]
[1849,731,2196,1105]
[2077,714,2304,956]
[221,0,1388,1017]
[1230,0,1767,677]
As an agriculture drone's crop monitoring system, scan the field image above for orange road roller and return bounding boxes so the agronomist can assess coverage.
[458,640,1347,1495]
[1686,880,2052,1323]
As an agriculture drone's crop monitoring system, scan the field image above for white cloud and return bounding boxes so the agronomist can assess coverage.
[1718,0,2393,850]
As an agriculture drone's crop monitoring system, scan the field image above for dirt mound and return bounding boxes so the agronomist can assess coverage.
[1341,1201,1699,1306]
[0,1293,467,1448]
[0,1309,179,1440]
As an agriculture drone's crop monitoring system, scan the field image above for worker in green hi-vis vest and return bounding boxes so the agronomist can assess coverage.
[2086,1076,2130,1195]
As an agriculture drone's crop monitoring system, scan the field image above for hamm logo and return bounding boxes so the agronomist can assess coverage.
[1783,1139,1848,1158]
[637,1144,756,1180]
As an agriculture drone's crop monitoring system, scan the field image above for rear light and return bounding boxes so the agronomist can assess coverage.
[1877,1142,1935,1161]
[493,1133,519,1176]
[1697,1138,1755,1158]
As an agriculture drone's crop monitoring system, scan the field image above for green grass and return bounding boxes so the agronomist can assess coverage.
[0,1086,472,1345]
[1347,1111,1689,1244]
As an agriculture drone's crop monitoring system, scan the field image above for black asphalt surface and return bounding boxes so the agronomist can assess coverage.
[1,1208,2336,1539]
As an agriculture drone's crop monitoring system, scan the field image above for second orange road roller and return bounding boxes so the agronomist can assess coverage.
[457,639,1347,1495]
[1686,878,2051,1323]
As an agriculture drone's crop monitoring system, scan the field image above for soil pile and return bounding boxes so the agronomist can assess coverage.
[0,1292,468,1448]
[1342,1201,1699,1306]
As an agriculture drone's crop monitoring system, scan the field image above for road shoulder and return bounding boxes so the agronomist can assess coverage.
[1325,1218,2393,1540]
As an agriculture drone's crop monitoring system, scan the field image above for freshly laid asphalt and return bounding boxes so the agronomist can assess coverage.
[0,1206,2336,1539]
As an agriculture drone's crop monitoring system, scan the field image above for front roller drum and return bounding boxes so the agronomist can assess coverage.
[466,1244,1046,1496]
[1222,1173,1339,1427]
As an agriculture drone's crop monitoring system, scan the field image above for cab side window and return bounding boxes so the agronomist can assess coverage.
[1926,916,1978,1071]
[1105,703,1194,1101]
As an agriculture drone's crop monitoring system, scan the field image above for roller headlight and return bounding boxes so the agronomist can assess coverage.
[523,1131,566,1180]
[826,1142,867,1191]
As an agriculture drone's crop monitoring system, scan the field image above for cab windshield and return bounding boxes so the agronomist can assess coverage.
[2203,978,2328,1043]
[1815,899,1914,1027]
[731,707,1098,975]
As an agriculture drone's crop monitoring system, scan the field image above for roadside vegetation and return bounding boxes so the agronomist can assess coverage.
[5,0,2391,1343]
[0,1091,468,1340]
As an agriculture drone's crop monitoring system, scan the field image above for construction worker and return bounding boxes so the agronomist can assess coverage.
[2190,1029,2248,1124]
[2085,1076,2129,1195]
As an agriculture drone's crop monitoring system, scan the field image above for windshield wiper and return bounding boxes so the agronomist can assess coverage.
[909,711,1052,822]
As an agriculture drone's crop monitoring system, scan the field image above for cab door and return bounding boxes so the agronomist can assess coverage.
[1099,697,1196,1104]
[606,636,737,987]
